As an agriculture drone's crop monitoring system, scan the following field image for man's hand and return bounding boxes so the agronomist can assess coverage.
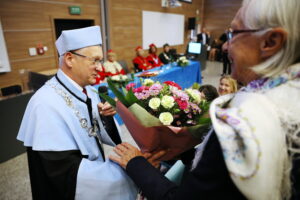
[109,142,143,169]
[143,150,167,168]
[109,142,167,169]
[98,102,116,116]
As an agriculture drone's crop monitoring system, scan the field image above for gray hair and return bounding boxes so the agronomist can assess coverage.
[241,0,300,77]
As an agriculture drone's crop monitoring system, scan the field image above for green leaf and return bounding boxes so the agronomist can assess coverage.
[197,117,211,124]
[122,87,128,96]
[192,82,201,90]
[99,93,116,107]
[130,73,135,80]
[125,89,139,106]
[107,79,129,107]
[128,103,162,127]
[174,108,181,113]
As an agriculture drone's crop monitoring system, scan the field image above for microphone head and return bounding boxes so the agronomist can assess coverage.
[98,86,108,94]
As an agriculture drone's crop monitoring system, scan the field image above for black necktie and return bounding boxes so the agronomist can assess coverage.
[84,89,106,161]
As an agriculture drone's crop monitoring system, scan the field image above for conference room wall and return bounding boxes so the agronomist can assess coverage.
[107,0,204,72]
[203,0,242,39]
[0,0,101,90]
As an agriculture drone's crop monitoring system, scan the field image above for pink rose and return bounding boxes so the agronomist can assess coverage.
[134,86,149,93]
[126,83,136,91]
[175,99,188,110]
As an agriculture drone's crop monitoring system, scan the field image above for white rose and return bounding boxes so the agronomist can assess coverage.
[159,112,174,125]
[121,75,128,80]
[143,79,154,86]
[111,75,120,81]
[119,75,124,80]
[186,89,201,104]
[149,98,161,110]
[161,95,175,109]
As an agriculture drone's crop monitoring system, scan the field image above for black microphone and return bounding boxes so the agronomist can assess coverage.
[98,86,122,145]
[98,86,108,103]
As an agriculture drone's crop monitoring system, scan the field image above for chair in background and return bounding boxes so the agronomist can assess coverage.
[118,60,130,74]
[28,72,52,91]
[1,85,22,96]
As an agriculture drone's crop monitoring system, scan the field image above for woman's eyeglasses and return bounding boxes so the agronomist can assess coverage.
[226,29,264,41]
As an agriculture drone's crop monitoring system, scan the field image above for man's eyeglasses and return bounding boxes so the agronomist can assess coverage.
[69,51,104,66]
[226,29,263,41]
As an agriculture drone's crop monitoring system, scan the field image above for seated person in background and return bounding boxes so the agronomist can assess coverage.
[133,46,152,72]
[199,84,219,102]
[218,75,238,96]
[94,63,106,85]
[146,43,163,68]
[103,49,126,76]
[159,43,173,64]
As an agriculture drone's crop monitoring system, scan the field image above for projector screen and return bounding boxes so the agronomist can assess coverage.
[188,42,202,54]
[142,11,184,49]
[0,18,11,73]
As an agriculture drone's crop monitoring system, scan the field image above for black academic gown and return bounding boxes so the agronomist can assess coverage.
[27,148,83,200]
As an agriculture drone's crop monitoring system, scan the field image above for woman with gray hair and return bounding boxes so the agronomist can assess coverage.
[110,0,300,199]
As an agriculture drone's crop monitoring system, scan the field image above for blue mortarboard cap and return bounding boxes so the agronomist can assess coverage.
[55,26,102,56]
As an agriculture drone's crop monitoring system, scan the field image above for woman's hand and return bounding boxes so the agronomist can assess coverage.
[109,142,167,169]
[98,102,116,116]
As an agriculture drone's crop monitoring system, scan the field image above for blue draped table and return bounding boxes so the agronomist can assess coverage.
[94,60,202,125]
[131,60,201,88]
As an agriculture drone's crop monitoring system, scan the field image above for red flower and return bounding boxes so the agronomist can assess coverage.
[175,98,188,110]
[126,83,136,91]
[163,81,182,90]
[133,86,149,93]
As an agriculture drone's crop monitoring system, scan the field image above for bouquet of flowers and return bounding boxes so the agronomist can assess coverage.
[177,56,189,67]
[100,79,211,160]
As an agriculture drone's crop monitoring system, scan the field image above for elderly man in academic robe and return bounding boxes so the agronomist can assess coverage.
[17,26,137,200]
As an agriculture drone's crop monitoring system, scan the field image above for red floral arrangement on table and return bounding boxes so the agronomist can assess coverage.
[100,79,211,160]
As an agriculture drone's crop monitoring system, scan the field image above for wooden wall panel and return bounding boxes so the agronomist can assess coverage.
[4,31,54,60]
[108,0,204,72]
[203,0,242,39]
[0,0,101,89]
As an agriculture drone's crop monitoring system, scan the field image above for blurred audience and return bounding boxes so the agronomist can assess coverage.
[197,27,210,46]
[199,84,219,102]
[218,75,238,95]
[103,49,126,76]
[146,43,163,68]
[133,46,152,72]
[220,29,231,75]
[208,39,223,61]
[94,64,106,85]
[159,43,173,64]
